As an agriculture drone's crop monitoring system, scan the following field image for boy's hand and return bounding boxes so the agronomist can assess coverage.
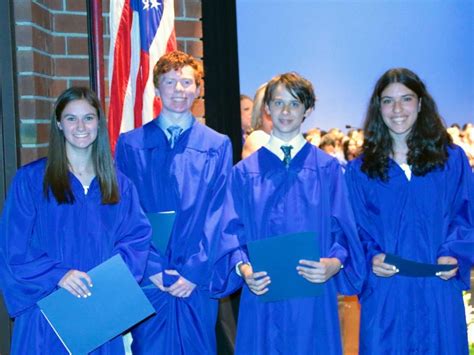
[165,269,196,298]
[297,258,342,283]
[239,263,271,295]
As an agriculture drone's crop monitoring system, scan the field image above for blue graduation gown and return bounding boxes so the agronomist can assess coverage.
[0,158,152,354]
[115,119,232,354]
[345,145,474,355]
[211,143,365,355]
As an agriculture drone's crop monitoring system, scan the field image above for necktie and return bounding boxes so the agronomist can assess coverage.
[280,145,293,168]
[167,125,183,149]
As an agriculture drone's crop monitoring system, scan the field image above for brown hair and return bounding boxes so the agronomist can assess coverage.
[263,72,316,114]
[361,68,451,180]
[43,87,119,204]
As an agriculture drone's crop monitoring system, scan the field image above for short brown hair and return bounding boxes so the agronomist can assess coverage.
[263,72,316,112]
[153,50,203,88]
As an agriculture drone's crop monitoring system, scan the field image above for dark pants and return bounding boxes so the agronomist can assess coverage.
[216,291,241,355]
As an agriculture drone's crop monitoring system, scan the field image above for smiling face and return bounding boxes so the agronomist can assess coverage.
[380,82,421,141]
[265,84,312,142]
[58,99,98,153]
[156,65,200,119]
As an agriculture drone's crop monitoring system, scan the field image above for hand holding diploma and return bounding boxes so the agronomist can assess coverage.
[372,253,399,277]
[436,256,458,280]
[239,263,271,296]
[58,269,93,298]
[297,258,342,283]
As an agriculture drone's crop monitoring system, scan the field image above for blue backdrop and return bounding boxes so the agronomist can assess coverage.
[236,0,474,132]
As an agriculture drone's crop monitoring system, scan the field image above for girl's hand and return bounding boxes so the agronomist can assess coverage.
[436,256,458,280]
[58,270,93,298]
[372,253,398,277]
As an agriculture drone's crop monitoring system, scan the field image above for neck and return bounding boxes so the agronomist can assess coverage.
[67,147,94,175]
[161,110,193,125]
[390,134,409,164]
[273,131,300,143]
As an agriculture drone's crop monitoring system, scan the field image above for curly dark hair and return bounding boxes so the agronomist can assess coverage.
[361,68,452,180]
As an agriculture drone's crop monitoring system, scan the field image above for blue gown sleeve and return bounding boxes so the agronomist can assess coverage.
[179,138,234,286]
[210,166,248,298]
[326,161,366,295]
[112,177,152,283]
[0,169,69,317]
[345,162,384,265]
[436,148,474,288]
[115,133,167,282]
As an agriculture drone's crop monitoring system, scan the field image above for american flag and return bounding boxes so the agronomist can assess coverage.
[108,0,176,151]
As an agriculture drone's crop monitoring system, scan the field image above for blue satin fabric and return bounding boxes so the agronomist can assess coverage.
[115,118,232,354]
[345,145,473,355]
[0,158,152,354]
[211,143,366,355]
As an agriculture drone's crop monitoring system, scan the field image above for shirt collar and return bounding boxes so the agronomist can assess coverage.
[156,113,194,139]
[265,133,307,161]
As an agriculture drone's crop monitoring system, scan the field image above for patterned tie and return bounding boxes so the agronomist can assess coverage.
[167,125,183,149]
[280,145,293,168]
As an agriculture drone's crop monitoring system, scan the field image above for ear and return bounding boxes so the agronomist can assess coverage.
[418,98,422,112]
[194,83,201,97]
[304,107,314,119]
[154,87,161,98]
[264,103,271,116]
[57,121,63,130]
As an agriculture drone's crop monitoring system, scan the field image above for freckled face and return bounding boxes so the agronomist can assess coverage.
[156,65,200,117]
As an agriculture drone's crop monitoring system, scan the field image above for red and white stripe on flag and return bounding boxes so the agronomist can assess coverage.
[108,0,176,152]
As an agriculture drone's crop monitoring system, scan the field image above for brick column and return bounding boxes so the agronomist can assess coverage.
[175,0,204,119]
[14,0,90,164]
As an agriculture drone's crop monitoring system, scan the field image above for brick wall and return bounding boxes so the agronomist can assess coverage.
[14,0,203,165]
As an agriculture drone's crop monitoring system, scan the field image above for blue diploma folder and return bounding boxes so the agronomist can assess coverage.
[38,254,155,355]
[384,253,457,277]
[147,211,176,253]
[145,211,178,288]
[246,232,323,302]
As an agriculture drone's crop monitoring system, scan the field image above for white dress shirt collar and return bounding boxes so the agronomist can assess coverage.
[265,133,307,161]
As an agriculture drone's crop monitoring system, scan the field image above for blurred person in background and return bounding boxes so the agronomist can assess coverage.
[240,94,253,142]
[241,83,273,159]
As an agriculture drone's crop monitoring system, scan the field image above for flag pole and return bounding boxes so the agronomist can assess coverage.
[86,0,105,108]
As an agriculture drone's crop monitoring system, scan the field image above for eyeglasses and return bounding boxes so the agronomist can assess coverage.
[269,99,303,111]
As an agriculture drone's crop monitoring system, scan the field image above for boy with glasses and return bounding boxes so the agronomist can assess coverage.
[212,72,365,354]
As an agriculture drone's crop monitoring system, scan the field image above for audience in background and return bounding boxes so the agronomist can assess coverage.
[448,123,474,168]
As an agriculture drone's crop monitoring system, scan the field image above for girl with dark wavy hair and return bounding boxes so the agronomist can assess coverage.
[0,87,151,354]
[346,68,473,354]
